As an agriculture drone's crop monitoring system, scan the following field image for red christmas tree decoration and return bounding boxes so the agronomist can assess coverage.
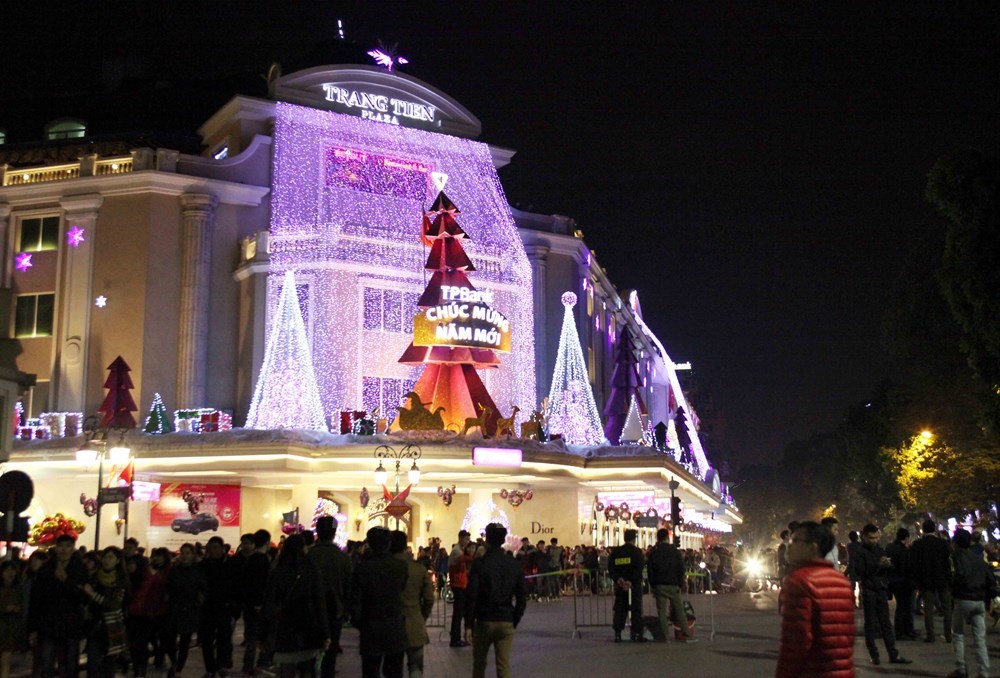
[603,325,646,444]
[394,190,504,436]
[97,356,138,429]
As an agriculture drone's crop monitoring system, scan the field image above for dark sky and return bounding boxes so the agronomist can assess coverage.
[2,4,998,465]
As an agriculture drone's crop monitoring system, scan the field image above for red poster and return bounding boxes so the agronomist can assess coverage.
[150,483,241,533]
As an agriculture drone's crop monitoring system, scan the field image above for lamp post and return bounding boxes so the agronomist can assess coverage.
[373,444,422,530]
[76,414,133,550]
[668,479,680,547]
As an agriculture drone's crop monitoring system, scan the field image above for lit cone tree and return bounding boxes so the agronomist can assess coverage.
[602,324,645,444]
[246,270,327,430]
[545,292,605,445]
[394,191,503,435]
[98,356,137,429]
[674,406,695,468]
[619,395,646,444]
[143,392,174,434]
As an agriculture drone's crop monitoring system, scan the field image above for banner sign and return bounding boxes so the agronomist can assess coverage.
[412,286,512,352]
[149,483,241,528]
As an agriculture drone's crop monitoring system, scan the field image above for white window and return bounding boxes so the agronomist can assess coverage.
[14,293,55,338]
[45,119,87,140]
[18,215,60,252]
[362,376,417,419]
[362,287,419,333]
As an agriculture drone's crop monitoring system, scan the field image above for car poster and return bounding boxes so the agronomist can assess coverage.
[147,483,241,550]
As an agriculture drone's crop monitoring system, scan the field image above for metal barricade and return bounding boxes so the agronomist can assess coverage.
[572,570,614,639]
[427,573,450,641]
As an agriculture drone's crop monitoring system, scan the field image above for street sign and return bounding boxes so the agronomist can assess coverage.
[0,471,33,514]
[635,516,659,528]
[98,487,130,505]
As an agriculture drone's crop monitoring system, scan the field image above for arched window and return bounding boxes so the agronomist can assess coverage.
[44,118,87,140]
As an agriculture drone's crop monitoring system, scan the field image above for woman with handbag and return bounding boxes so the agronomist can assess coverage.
[263,535,329,678]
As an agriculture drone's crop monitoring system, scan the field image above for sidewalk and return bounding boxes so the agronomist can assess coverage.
[14,590,998,676]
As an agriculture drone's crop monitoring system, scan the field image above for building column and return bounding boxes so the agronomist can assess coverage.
[290,483,319,528]
[176,194,218,408]
[55,194,103,413]
[0,203,10,283]
[523,243,549,403]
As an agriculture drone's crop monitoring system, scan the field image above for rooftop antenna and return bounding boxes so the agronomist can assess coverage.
[337,18,345,40]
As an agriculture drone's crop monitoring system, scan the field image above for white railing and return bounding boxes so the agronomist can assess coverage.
[1,155,133,186]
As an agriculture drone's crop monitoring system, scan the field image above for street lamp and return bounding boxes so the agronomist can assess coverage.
[372,444,422,529]
[76,414,133,550]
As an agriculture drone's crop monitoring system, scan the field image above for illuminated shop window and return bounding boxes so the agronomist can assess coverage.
[18,216,60,252]
[326,147,431,200]
[14,293,55,338]
[0,130,6,145]
[45,119,86,140]
[362,376,417,419]
[362,287,419,333]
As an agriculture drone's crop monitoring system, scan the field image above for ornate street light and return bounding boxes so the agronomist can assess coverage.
[76,414,133,550]
[372,444,422,530]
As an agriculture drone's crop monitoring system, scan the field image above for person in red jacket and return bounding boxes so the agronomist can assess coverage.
[776,521,856,678]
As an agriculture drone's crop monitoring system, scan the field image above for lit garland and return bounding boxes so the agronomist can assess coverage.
[619,395,645,444]
[268,102,535,420]
[246,270,328,430]
[545,292,605,445]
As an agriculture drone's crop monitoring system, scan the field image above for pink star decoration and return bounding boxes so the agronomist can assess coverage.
[14,253,32,272]
[66,225,86,247]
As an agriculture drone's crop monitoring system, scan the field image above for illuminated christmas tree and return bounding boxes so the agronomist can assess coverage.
[603,324,645,444]
[246,271,327,431]
[619,395,646,444]
[143,392,174,434]
[545,292,605,445]
[395,190,506,435]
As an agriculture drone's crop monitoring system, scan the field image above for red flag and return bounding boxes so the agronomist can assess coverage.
[118,460,134,486]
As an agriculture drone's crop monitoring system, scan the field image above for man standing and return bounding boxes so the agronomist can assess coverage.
[820,517,840,568]
[240,529,272,676]
[310,516,352,678]
[775,521,854,677]
[546,538,564,600]
[647,528,695,643]
[853,524,911,666]
[609,529,645,642]
[845,530,861,607]
[351,527,408,678]
[448,530,472,647]
[469,523,527,678]
[200,536,235,677]
[909,518,953,642]
[389,531,434,678]
[29,534,88,677]
[885,527,917,640]
[949,528,998,678]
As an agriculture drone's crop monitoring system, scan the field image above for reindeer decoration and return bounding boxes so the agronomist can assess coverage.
[495,405,520,438]
[461,405,493,437]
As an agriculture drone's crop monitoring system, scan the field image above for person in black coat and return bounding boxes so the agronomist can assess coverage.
[853,524,910,666]
[199,536,235,676]
[350,527,408,678]
[263,534,329,678]
[884,527,917,640]
[28,534,88,678]
[165,543,207,674]
[468,523,527,678]
[647,528,694,642]
[908,518,953,642]
[609,529,645,642]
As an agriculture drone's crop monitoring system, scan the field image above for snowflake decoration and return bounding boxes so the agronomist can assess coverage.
[95,296,107,308]
[66,226,85,247]
[14,253,32,272]
[367,44,408,71]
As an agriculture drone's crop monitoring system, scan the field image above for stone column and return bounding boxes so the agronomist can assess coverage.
[523,243,550,401]
[176,194,218,408]
[0,203,10,283]
[56,194,103,413]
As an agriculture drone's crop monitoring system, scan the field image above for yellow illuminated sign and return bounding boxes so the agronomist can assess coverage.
[412,301,512,352]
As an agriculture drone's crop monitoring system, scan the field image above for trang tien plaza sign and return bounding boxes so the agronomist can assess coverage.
[322,84,436,126]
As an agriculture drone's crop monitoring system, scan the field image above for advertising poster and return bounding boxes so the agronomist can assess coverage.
[147,483,241,550]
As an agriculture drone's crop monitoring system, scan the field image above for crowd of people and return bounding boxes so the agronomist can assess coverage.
[775,517,999,678]
[0,517,529,678]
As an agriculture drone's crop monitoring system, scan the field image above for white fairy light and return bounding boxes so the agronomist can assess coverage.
[545,292,605,445]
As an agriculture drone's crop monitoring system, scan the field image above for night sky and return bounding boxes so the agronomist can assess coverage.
[2,4,998,466]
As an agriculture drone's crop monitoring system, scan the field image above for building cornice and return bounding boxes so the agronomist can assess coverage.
[0,170,270,207]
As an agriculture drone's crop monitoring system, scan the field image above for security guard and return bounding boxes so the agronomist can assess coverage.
[609,529,645,642]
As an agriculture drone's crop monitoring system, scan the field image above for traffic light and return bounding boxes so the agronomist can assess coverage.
[670,496,682,525]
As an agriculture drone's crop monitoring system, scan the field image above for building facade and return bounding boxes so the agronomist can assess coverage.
[0,63,736,548]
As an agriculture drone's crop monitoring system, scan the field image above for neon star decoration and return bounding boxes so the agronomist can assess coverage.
[66,225,86,247]
[14,253,32,272]
[95,296,107,308]
[367,47,408,71]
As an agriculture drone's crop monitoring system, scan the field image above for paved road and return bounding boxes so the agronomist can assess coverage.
[14,589,998,676]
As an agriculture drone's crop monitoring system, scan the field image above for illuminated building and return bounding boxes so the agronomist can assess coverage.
[0,61,739,548]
